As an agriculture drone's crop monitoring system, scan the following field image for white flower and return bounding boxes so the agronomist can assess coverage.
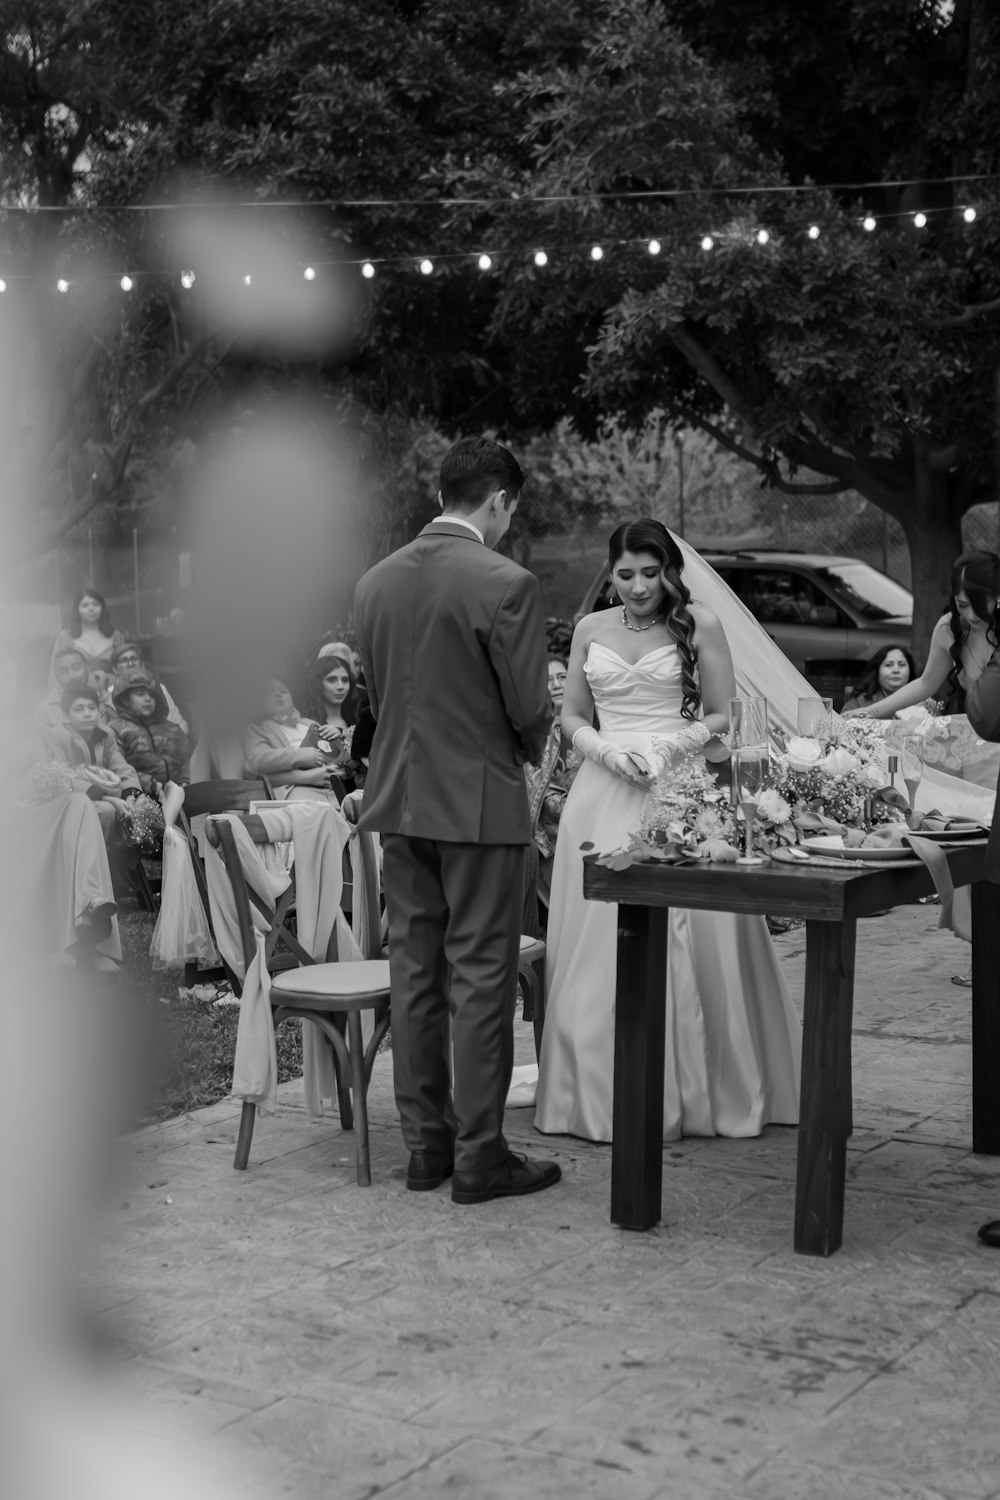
[757,788,792,824]
[784,736,824,772]
[819,747,859,777]
[693,807,727,839]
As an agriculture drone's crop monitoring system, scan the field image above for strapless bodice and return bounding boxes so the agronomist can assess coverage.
[584,641,690,747]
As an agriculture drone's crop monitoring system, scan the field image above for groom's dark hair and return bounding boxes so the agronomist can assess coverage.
[439,437,525,514]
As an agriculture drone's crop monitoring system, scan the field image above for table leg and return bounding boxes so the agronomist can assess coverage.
[971,878,1000,1154]
[611,902,669,1231]
[794,917,857,1257]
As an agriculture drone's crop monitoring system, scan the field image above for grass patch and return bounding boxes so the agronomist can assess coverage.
[119,908,303,1127]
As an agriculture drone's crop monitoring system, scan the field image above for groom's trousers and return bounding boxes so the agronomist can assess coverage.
[381,835,525,1173]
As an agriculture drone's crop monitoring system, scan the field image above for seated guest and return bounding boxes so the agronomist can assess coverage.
[524,657,579,928]
[842,646,917,714]
[242,678,345,802]
[110,640,188,733]
[305,653,365,789]
[43,684,143,898]
[34,647,89,731]
[49,587,124,683]
[110,666,192,793]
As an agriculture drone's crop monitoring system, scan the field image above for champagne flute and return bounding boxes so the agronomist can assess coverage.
[733,746,767,865]
[900,736,923,812]
[797,697,834,736]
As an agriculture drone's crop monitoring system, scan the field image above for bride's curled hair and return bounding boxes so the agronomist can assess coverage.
[608,519,700,720]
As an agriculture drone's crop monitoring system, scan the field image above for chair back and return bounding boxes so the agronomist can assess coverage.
[206,814,319,985]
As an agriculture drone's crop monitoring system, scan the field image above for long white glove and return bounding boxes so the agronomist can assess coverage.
[650,722,714,774]
[572,726,653,786]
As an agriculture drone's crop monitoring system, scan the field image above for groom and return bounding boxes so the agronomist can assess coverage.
[353,436,561,1204]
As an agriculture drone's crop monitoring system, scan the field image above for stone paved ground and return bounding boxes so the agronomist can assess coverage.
[89,903,1000,1500]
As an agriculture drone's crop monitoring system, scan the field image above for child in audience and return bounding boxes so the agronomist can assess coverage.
[111,667,192,792]
[34,647,89,731]
[110,641,188,732]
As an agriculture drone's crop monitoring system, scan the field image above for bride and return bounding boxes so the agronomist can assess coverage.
[534,519,802,1142]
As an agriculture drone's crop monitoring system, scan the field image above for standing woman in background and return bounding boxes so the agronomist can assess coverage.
[50,589,124,683]
[843,551,999,719]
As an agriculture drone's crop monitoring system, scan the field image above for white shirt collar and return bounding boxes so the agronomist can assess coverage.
[430,515,484,544]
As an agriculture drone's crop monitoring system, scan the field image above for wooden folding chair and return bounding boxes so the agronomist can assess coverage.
[176,777,276,985]
[207,812,391,1186]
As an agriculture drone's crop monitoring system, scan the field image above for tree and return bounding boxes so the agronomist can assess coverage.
[0,0,594,568]
[454,0,1000,651]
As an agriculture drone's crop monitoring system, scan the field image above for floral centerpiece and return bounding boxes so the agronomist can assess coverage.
[588,712,909,870]
[771,715,903,831]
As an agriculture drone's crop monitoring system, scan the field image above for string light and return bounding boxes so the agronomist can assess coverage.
[0,279,6,293]
[1,199,991,301]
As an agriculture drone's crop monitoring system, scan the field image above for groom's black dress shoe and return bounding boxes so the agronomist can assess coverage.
[451,1151,561,1205]
[406,1151,454,1192]
[977,1219,1000,1247]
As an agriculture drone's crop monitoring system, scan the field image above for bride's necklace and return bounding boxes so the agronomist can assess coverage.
[621,606,662,633]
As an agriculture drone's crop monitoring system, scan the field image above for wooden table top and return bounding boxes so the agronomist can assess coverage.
[583,841,989,921]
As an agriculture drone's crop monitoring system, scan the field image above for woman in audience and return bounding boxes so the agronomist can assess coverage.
[525,657,579,925]
[242,678,345,802]
[305,652,363,790]
[49,589,124,681]
[841,645,917,714]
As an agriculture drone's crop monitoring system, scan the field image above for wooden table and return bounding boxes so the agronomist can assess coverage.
[583,843,1000,1256]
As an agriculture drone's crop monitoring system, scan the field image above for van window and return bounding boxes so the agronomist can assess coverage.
[742,569,827,625]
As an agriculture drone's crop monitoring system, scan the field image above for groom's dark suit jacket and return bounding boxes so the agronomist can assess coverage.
[966,648,1000,882]
[353,521,552,844]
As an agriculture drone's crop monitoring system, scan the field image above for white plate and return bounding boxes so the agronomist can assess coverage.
[908,825,986,842]
[800,836,914,862]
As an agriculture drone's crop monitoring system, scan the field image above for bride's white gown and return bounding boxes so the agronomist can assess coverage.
[534,640,802,1142]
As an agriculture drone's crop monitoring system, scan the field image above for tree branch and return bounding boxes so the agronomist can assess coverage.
[683,411,849,495]
[931,297,1000,329]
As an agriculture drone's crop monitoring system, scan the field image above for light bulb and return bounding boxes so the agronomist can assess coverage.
[0,279,6,293]
[419,258,434,275]
[862,215,876,232]
[963,206,977,223]
[242,273,253,286]
[647,239,661,255]
[56,278,69,293]
[913,212,927,228]
[807,224,820,240]
[700,235,713,251]
[533,249,548,267]
[303,266,316,280]
[756,228,769,245]
[477,253,492,270]
[361,262,375,279]
[181,270,195,288]
[120,275,133,291]
[590,244,604,261]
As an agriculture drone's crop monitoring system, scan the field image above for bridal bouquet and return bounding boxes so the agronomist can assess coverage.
[633,747,739,862]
